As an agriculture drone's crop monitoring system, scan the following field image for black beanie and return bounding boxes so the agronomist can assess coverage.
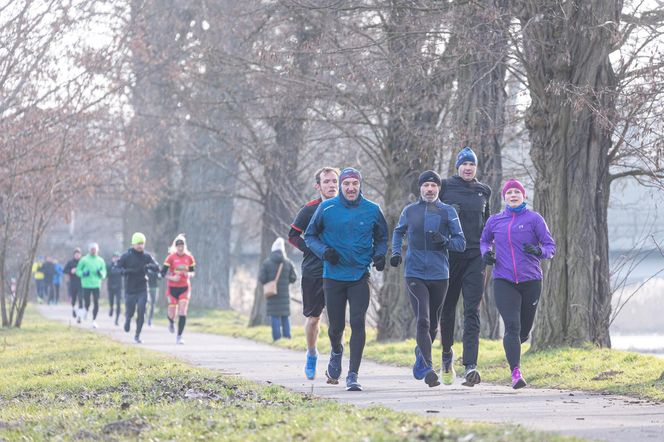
[418,170,442,187]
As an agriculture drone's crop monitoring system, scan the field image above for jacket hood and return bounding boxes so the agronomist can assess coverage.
[269,249,285,263]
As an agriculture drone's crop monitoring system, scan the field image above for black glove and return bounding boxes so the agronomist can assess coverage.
[451,203,461,214]
[523,244,542,256]
[82,270,90,277]
[482,251,496,265]
[96,269,103,277]
[322,248,340,265]
[372,255,386,271]
[145,263,159,273]
[428,231,449,250]
[390,254,402,267]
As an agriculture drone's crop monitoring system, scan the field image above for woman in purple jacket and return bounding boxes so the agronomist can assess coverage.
[480,179,556,389]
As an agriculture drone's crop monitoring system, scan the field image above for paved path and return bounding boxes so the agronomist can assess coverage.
[39,306,664,442]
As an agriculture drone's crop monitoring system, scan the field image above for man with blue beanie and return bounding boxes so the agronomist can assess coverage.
[305,167,388,391]
[391,170,466,388]
[439,146,492,386]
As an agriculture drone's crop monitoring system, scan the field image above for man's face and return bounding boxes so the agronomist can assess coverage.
[74,252,81,260]
[420,182,440,202]
[341,178,360,201]
[90,247,98,256]
[458,161,477,181]
[505,188,525,208]
[112,256,119,263]
[315,171,339,200]
[133,243,145,252]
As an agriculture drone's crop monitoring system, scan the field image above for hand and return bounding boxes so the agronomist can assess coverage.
[390,254,402,267]
[428,231,449,249]
[482,251,496,266]
[523,244,542,256]
[70,268,77,275]
[96,269,103,277]
[372,255,386,271]
[82,270,90,277]
[322,248,340,265]
[451,203,461,214]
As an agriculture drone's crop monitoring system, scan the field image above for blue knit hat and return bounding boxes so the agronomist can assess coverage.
[455,146,478,169]
[339,167,362,183]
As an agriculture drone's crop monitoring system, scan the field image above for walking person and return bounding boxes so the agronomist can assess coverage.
[76,243,107,328]
[305,167,388,391]
[259,238,297,342]
[53,259,63,305]
[147,253,160,327]
[63,248,83,322]
[40,257,56,305]
[107,252,123,326]
[480,179,555,389]
[161,235,195,344]
[288,166,339,379]
[438,146,493,386]
[391,170,466,388]
[118,232,160,344]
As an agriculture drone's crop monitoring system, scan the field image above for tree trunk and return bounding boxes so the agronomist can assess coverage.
[451,0,509,340]
[517,1,619,349]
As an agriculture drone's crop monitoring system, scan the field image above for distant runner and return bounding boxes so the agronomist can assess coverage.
[161,234,195,345]
[76,242,107,328]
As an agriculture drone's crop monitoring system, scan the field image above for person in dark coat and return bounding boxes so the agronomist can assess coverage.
[259,237,297,341]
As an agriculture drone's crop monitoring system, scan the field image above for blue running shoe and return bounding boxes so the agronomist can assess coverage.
[326,346,343,384]
[346,371,362,391]
[305,351,318,380]
[413,346,427,380]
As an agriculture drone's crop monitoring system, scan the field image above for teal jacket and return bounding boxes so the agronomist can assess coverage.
[76,254,107,289]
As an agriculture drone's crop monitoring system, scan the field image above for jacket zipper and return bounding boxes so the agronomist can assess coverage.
[507,212,519,284]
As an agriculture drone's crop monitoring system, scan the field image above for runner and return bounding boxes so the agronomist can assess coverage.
[161,234,195,344]
[288,166,339,380]
[53,259,63,305]
[63,248,83,322]
[76,243,107,328]
[438,146,492,386]
[147,252,160,327]
[305,167,388,392]
[480,178,556,389]
[258,238,297,341]
[107,252,123,326]
[40,257,56,305]
[118,232,160,344]
[391,170,466,388]
[32,257,45,303]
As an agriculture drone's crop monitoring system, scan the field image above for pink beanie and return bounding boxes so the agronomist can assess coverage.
[502,179,526,199]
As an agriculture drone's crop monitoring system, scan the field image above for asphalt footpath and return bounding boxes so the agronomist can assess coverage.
[39,305,664,441]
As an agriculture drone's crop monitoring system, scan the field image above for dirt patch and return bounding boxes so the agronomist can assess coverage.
[592,370,624,381]
[102,417,148,436]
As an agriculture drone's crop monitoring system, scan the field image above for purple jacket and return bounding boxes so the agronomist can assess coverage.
[480,207,556,283]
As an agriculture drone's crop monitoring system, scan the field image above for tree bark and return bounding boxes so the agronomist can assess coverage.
[517,0,619,349]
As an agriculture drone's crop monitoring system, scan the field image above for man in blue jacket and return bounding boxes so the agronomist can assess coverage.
[391,170,466,388]
[305,167,388,392]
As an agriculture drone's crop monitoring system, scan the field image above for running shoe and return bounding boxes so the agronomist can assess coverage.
[412,346,427,380]
[91,321,98,329]
[424,369,441,388]
[108,309,113,317]
[304,351,318,380]
[168,321,175,334]
[325,346,343,384]
[72,309,76,319]
[76,316,81,324]
[114,317,119,326]
[176,335,184,345]
[511,366,526,389]
[441,349,456,385]
[345,372,362,391]
[462,364,482,387]
[124,319,131,333]
[133,335,142,344]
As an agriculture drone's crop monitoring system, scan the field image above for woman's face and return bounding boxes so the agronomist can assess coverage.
[176,243,185,254]
[504,187,525,208]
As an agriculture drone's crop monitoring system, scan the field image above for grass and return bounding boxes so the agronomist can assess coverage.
[0,310,578,441]
[176,309,664,402]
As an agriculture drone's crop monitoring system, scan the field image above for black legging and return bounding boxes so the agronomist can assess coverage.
[83,288,100,320]
[324,274,370,374]
[70,283,82,309]
[125,292,148,336]
[109,288,122,321]
[406,278,448,367]
[493,278,542,370]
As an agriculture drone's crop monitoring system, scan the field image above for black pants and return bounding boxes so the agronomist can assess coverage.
[125,291,148,336]
[324,274,370,374]
[53,283,60,304]
[406,278,448,366]
[109,287,122,321]
[148,287,157,325]
[69,283,82,309]
[441,253,485,366]
[83,288,100,320]
[493,278,542,370]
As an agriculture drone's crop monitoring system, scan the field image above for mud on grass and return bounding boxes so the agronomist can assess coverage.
[0,311,578,441]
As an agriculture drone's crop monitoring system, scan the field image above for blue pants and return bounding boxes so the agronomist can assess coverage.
[271,316,291,341]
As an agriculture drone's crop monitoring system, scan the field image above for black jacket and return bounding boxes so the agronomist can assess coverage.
[117,248,159,295]
[289,198,323,278]
[40,261,56,283]
[258,250,297,317]
[63,258,81,290]
[439,175,492,256]
[106,261,123,291]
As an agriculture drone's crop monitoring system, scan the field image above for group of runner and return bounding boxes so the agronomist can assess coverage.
[57,233,197,345]
[288,147,556,391]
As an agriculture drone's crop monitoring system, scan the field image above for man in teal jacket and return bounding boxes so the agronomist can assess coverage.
[76,242,107,328]
[305,167,388,391]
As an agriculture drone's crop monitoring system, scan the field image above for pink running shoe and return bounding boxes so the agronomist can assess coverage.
[511,366,527,389]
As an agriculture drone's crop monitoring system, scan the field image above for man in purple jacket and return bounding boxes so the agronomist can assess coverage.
[480,178,556,389]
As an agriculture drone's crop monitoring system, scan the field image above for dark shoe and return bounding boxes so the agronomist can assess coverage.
[462,365,481,387]
[345,372,362,391]
[326,346,343,384]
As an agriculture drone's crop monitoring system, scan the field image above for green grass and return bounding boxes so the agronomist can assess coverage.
[177,309,664,402]
[0,310,577,441]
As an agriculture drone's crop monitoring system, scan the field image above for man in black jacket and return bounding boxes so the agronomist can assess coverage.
[63,248,83,322]
[117,232,160,343]
[439,147,492,387]
[107,252,123,325]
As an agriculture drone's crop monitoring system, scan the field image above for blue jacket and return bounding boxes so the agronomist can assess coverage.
[392,199,466,280]
[305,194,388,281]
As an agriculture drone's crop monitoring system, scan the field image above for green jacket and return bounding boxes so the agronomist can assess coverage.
[76,254,107,289]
